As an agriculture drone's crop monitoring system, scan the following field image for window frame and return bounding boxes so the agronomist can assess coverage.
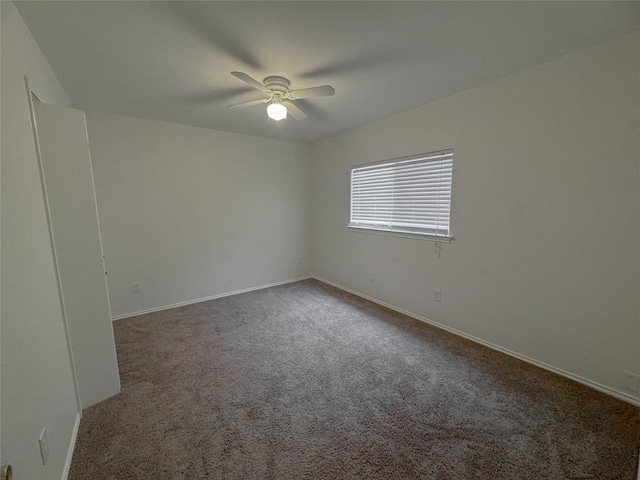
[348,149,454,242]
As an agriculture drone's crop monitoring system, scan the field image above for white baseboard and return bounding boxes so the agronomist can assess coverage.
[62,412,82,480]
[111,276,312,321]
[312,276,640,407]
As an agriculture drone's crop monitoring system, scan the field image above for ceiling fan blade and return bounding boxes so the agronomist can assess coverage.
[231,72,270,93]
[161,3,263,70]
[181,87,254,104]
[299,50,409,79]
[227,98,268,109]
[290,85,335,99]
[285,101,307,120]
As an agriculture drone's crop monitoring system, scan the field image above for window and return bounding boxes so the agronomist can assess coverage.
[349,149,453,239]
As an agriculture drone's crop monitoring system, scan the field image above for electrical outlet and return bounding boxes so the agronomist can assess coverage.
[131,282,140,294]
[369,272,376,282]
[38,428,49,465]
[621,370,640,393]
[433,289,442,302]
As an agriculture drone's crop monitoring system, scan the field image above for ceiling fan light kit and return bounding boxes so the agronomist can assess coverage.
[228,71,335,122]
[267,101,287,121]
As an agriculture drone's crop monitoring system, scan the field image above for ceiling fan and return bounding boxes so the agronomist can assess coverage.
[228,71,335,121]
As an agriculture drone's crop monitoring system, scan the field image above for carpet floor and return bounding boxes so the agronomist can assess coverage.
[69,279,639,479]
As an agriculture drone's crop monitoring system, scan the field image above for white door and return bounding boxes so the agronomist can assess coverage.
[33,102,120,409]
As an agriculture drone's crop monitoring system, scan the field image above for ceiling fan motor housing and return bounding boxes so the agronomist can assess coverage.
[263,76,291,93]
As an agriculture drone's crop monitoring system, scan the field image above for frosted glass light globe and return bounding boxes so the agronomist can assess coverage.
[267,102,287,121]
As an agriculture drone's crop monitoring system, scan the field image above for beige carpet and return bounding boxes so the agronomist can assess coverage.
[69,279,639,479]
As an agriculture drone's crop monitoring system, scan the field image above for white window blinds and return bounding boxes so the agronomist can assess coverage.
[349,150,453,237]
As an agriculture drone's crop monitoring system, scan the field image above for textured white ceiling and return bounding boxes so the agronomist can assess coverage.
[15,1,639,143]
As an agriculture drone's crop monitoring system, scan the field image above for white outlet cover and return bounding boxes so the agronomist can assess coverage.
[433,289,442,302]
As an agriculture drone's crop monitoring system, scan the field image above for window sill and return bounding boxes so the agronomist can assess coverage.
[347,225,454,243]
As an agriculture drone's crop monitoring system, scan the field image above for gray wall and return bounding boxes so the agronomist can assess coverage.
[86,112,312,318]
[310,32,640,402]
[1,2,80,478]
